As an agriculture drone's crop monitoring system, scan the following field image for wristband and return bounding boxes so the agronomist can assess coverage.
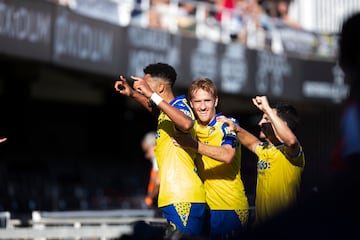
[150,92,163,105]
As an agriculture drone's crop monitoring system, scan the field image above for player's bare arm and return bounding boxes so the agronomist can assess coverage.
[253,96,300,157]
[173,133,236,164]
[114,75,155,113]
[132,76,193,132]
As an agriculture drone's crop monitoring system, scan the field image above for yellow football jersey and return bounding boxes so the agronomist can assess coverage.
[194,114,249,210]
[255,143,305,224]
[155,95,206,207]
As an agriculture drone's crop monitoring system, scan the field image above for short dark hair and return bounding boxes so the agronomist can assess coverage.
[271,102,299,131]
[143,63,177,87]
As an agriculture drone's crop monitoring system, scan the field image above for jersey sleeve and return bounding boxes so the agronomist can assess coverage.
[173,98,195,120]
[220,115,240,149]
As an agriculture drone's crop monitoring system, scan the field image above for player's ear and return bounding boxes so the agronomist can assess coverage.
[158,82,166,94]
[190,101,194,108]
[215,97,218,107]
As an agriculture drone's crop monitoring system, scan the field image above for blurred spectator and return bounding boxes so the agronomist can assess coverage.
[215,0,247,42]
[193,0,225,41]
[131,0,150,27]
[177,2,197,31]
[223,0,271,45]
[333,12,360,173]
[228,0,247,41]
[131,0,143,18]
[141,131,160,209]
[215,0,236,22]
[148,0,170,30]
[47,0,75,8]
[238,0,270,46]
[276,0,302,29]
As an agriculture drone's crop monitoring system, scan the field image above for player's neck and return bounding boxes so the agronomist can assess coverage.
[159,90,175,103]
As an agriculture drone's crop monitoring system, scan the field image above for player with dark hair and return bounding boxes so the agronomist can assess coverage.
[114,63,206,239]
[218,96,305,226]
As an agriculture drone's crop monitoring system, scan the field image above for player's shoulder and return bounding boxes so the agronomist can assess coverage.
[216,113,240,126]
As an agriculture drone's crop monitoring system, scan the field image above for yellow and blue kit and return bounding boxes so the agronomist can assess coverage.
[254,142,305,224]
[194,113,249,238]
[155,95,206,236]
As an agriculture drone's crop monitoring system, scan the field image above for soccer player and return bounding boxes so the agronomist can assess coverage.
[114,63,206,239]
[173,78,249,239]
[218,96,305,226]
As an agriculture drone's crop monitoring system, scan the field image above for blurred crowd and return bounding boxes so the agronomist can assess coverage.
[48,0,302,42]
[136,0,303,43]
[45,0,339,58]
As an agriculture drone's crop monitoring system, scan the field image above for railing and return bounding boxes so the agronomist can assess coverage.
[0,209,167,239]
[0,212,21,229]
[0,226,131,239]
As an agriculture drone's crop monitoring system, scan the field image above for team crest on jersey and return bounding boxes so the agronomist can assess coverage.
[258,159,270,170]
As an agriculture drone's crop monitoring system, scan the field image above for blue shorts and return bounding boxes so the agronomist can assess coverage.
[161,202,206,236]
[209,209,248,239]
